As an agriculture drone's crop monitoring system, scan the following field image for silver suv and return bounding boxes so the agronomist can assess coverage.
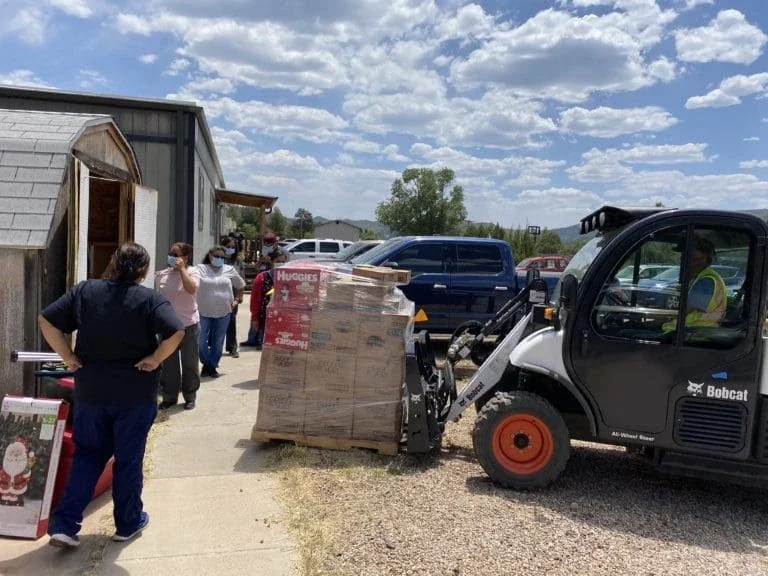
[284,238,353,260]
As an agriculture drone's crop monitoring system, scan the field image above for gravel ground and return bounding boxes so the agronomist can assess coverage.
[266,405,768,576]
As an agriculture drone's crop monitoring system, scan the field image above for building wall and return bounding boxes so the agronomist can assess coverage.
[192,119,224,263]
[314,222,361,242]
[0,249,29,397]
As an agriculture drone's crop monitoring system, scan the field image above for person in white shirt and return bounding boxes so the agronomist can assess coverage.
[196,246,246,378]
[154,242,201,410]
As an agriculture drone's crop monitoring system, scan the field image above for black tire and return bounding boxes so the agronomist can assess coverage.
[472,391,570,490]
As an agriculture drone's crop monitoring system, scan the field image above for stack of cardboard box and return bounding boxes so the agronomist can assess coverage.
[254,264,413,446]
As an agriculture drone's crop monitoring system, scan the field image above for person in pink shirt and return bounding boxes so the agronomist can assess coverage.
[154,242,201,410]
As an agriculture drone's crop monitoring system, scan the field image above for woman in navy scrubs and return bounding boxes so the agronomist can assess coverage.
[38,242,185,549]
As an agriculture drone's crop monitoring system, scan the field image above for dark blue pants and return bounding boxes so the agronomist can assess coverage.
[199,315,230,370]
[48,401,157,537]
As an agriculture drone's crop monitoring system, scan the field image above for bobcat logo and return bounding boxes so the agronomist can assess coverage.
[687,381,704,396]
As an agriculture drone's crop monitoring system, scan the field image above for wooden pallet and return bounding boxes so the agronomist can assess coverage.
[251,428,399,456]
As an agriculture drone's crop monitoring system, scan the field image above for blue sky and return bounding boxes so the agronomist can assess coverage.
[1,0,767,228]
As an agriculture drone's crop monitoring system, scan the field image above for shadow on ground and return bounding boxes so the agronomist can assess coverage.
[465,443,768,556]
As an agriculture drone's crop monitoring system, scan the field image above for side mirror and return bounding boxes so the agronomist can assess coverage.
[525,268,541,284]
[560,273,578,311]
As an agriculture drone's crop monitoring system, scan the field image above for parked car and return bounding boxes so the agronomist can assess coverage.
[309,240,383,263]
[516,255,569,272]
[615,263,677,285]
[347,236,563,332]
[284,238,354,260]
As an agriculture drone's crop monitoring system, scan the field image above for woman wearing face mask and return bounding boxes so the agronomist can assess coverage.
[196,246,246,378]
[222,237,243,358]
[154,242,201,410]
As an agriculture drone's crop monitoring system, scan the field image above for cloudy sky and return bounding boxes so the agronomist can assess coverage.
[1,0,767,228]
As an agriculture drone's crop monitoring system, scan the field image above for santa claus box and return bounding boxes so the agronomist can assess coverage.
[0,396,68,539]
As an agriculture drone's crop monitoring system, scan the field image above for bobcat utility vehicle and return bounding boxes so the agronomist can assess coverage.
[406,205,768,490]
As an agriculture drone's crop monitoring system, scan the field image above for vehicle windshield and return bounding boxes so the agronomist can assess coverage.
[551,229,621,301]
[653,264,741,282]
[332,241,365,261]
[350,237,407,264]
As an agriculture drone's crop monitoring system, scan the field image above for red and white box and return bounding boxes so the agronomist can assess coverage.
[272,266,323,309]
[0,396,68,539]
[264,306,312,351]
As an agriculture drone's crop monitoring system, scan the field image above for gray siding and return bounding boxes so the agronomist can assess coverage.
[193,119,224,263]
[314,221,361,242]
[0,249,28,396]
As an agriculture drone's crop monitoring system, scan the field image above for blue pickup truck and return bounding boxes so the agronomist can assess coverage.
[346,236,561,333]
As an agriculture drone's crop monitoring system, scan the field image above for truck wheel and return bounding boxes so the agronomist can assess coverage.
[472,392,569,490]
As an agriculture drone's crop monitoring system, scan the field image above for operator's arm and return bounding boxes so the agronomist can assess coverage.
[179,265,200,295]
[687,277,714,312]
[38,283,82,370]
[135,296,186,372]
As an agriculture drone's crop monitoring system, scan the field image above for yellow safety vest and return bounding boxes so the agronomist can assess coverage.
[662,267,727,333]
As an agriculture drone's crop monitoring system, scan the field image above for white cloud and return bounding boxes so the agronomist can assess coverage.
[345,89,556,148]
[410,143,564,190]
[435,3,496,42]
[50,0,93,18]
[383,144,408,162]
[139,54,158,64]
[450,4,677,102]
[740,160,768,169]
[685,73,768,109]
[78,69,107,90]
[559,106,678,138]
[675,10,767,64]
[0,69,52,88]
[165,58,191,77]
[743,137,760,142]
[178,96,350,144]
[680,0,713,9]
[6,7,48,45]
[569,143,715,182]
[343,140,382,155]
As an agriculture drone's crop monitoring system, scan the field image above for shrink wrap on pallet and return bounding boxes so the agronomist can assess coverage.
[254,264,412,448]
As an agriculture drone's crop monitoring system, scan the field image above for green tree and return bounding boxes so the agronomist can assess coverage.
[268,207,288,238]
[375,167,467,235]
[536,229,563,255]
[291,208,314,238]
[360,228,378,240]
[239,223,257,241]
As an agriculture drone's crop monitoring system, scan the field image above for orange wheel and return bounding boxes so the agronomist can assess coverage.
[491,414,555,475]
[473,391,570,490]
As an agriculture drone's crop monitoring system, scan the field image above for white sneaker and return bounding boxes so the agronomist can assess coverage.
[113,512,150,542]
[49,533,80,549]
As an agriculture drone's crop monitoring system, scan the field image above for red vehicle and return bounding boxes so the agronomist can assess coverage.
[516,255,569,272]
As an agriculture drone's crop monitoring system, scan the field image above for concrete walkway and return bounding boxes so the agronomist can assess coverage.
[0,301,295,576]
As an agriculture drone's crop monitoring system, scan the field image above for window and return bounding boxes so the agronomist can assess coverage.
[456,244,503,275]
[545,259,557,270]
[290,241,316,253]
[683,226,752,349]
[391,244,444,275]
[592,227,686,343]
[320,242,340,253]
[592,225,754,350]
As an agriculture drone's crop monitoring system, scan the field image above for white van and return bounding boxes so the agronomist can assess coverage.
[284,238,353,260]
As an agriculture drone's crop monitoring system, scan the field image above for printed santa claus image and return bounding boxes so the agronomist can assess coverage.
[0,437,33,507]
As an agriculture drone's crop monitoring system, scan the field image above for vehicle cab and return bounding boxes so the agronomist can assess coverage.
[481,205,768,489]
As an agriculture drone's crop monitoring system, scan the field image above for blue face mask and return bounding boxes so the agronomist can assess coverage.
[211,257,225,267]
[225,247,235,257]
[167,255,177,268]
